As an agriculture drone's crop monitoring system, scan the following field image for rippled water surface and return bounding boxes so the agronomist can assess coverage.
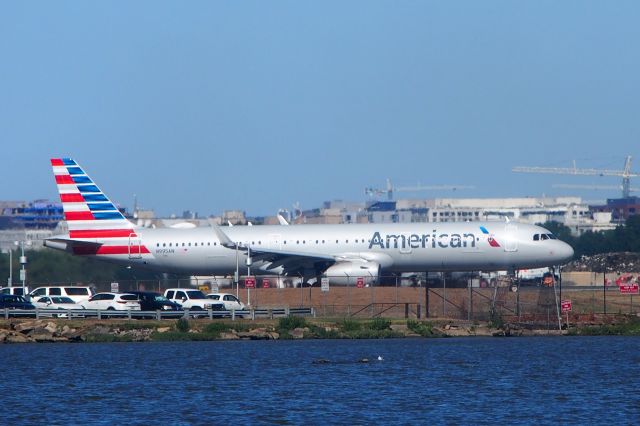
[2,337,639,425]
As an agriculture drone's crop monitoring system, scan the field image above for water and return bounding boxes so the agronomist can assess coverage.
[1,337,639,425]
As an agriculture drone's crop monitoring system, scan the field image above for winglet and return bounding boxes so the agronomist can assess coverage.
[212,224,237,249]
[277,214,290,226]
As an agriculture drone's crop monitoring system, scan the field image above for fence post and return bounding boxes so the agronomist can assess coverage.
[425,286,430,318]
[404,303,409,319]
[417,303,421,319]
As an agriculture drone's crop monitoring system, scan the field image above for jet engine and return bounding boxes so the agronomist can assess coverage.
[323,261,380,286]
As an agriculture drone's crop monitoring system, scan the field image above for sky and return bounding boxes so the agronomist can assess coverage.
[1,1,639,217]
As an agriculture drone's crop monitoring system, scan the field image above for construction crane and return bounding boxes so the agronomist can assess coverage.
[365,178,475,200]
[552,184,639,193]
[513,155,638,198]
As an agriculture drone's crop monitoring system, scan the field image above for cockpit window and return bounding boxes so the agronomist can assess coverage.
[534,233,558,241]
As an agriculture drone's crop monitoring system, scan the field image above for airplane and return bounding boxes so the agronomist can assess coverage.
[44,158,574,285]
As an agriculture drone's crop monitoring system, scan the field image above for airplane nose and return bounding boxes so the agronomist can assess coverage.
[557,242,574,262]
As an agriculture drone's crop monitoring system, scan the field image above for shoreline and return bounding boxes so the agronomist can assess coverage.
[1,314,638,343]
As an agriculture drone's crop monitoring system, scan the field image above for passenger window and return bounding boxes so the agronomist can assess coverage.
[548,234,557,240]
[166,291,175,299]
[533,234,540,241]
[50,288,61,295]
[176,291,186,300]
[541,234,549,240]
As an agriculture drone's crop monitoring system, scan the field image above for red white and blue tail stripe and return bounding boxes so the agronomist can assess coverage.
[49,158,149,257]
[51,158,134,233]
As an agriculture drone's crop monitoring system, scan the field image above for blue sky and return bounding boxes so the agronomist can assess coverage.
[1,1,639,217]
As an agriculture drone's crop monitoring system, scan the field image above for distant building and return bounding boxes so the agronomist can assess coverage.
[0,200,63,230]
[591,197,640,222]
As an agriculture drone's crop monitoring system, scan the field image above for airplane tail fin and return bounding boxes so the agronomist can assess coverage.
[50,158,136,237]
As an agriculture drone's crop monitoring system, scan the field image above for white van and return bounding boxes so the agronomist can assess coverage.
[0,286,29,297]
[28,286,95,304]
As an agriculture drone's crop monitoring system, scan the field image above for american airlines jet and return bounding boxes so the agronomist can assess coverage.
[44,158,574,284]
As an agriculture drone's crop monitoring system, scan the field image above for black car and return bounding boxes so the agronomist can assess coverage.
[0,294,36,310]
[127,291,183,311]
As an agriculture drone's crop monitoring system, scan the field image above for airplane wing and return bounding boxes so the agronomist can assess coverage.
[250,247,336,274]
[213,225,337,276]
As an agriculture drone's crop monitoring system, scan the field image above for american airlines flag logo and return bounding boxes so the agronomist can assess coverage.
[479,226,501,248]
[51,158,149,256]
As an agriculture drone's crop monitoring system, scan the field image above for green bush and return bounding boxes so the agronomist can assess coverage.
[277,315,307,331]
[572,317,640,336]
[203,322,231,334]
[339,319,361,332]
[175,318,190,333]
[369,318,391,331]
[407,320,435,337]
[488,308,504,329]
[307,324,341,339]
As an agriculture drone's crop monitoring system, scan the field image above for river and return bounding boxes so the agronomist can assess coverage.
[2,337,639,425]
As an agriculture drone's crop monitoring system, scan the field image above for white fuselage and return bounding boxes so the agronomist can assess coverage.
[82,221,573,275]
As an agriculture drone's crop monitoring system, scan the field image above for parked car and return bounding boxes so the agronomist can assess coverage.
[32,296,85,317]
[28,286,95,304]
[206,293,246,311]
[164,289,223,311]
[127,291,183,311]
[0,294,35,310]
[81,293,141,311]
[0,286,29,297]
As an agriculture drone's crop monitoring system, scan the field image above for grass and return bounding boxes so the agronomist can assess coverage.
[407,320,436,337]
[569,316,640,336]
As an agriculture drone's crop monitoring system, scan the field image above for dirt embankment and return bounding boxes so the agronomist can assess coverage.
[3,314,638,344]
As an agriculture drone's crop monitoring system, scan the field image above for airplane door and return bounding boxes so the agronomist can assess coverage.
[128,233,142,259]
[504,224,518,252]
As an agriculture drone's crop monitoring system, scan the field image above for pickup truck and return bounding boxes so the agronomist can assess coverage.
[164,288,224,311]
